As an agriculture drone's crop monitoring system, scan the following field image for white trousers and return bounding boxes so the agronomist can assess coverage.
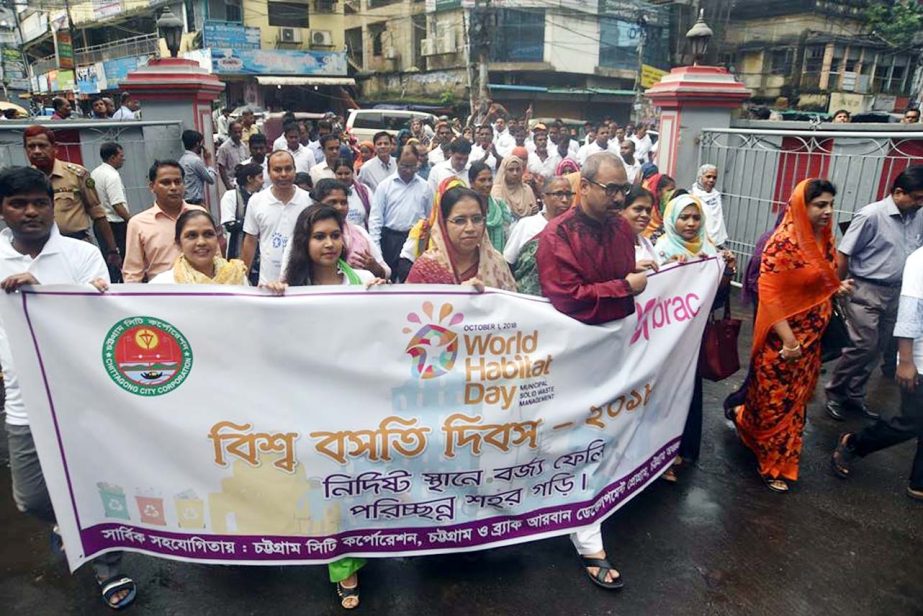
[569,523,603,555]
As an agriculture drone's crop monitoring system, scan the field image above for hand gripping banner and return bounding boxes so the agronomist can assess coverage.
[0,259,722,570]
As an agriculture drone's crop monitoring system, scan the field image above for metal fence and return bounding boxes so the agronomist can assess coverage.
[0,120,184,216]
[697,126,923,280]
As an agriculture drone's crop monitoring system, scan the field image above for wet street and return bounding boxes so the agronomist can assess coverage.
[0,301,920,616]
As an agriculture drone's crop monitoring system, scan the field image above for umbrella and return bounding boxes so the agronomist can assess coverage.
[0,101,29,118]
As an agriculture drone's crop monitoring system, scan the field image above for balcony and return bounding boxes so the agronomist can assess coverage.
[74,33,159,66]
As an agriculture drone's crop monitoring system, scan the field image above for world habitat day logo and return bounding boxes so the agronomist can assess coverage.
[102,316,193,396]
[403,302,464,379]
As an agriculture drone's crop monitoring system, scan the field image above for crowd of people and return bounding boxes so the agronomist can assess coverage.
[2,109,922,611]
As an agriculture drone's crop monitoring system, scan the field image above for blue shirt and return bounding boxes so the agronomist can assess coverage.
[178,150,215,203]
[368,174,434,251]
[839,195,923,284]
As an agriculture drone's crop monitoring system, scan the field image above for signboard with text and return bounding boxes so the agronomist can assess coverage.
[203,21,262,50]
[0,261,721,571]
[211,49,347,76]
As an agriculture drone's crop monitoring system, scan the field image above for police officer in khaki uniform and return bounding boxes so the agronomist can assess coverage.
[22,125,122,271]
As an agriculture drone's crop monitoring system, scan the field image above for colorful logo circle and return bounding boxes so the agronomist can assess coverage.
[102,316,193,396]
[403,302,464,379]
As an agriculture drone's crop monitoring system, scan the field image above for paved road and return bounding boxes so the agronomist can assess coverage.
[0,303,920,615]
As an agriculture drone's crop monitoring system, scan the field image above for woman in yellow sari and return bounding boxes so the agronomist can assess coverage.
[149,210,248,285]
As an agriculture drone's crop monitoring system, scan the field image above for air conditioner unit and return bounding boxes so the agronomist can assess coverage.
[278,27,302,44]
[311,30,334,47]
[438,29,455,54]
[421,38,436,56]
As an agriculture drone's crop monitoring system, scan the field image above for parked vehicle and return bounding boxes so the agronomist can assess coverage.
[346,109,439,143]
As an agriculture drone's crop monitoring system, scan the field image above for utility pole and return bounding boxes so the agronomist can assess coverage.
[468,0,491,126]
[633,15,647,124]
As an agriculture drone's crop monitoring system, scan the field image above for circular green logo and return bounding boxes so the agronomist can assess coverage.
[102,316,193,396]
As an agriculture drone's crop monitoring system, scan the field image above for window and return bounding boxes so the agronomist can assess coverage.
[369,23,385,57]
[315,0,335,12]
[490,9,544,62]
[225,0,242,22]
[268,1,310,28]
[804,45,825,73]
[351,112,383,129]
[769,49,792,75]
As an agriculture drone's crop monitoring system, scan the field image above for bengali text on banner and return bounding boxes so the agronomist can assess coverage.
[0,259,722,571]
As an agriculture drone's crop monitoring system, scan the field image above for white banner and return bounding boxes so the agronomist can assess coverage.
[0,260,722,571]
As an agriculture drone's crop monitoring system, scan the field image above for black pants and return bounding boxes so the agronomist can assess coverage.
[100,221,127,283]
[852,376,923,489]
[381,227,409,282]
[679,375,704,462]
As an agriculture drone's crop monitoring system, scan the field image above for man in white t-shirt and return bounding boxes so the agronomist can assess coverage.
[493,117,515,158]
[428,139,471,193]
[91,142,132,282]
[277,121,314,175]
[833,245,923,501]
[630,125,653,164]
[241,150,313,285]
[618,139,642,184]
[240,133,270,189]
[0,166,138,609]
[577,125,616,166]
[469,124,499,172]
[309,134,341,186]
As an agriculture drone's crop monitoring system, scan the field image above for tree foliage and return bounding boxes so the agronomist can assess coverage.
[865,0,923,48]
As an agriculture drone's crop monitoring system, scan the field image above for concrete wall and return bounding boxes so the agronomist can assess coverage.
[544,12,599,75]
[243,0,346,51]
[725,13,861,45]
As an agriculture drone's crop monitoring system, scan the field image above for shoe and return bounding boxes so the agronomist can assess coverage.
[825,400,846,421]
[908,486,923,501]
[830,433,855,479]
[859,404,880,420]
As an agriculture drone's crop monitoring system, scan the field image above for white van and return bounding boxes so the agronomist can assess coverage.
[346,109,439,142]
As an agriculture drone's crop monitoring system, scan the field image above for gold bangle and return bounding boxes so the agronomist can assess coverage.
[782,343,801,352]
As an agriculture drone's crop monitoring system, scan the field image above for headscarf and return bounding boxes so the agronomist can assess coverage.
[752,179,839,352]
[641,162,658,181]
[172,255,248,285]
[491,156,537,218]
[417,185,517,290]
[694,164,718,193]
[642,172,666,237]
[654,194,717,262]
[556,159,579,175]
[406,177,464,260]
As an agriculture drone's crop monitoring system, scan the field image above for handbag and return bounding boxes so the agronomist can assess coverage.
[699,301,742,382]
[820,297,853,363]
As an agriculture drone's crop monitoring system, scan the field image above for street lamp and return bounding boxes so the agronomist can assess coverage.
[157,7,184,59]
[685,9,713,66]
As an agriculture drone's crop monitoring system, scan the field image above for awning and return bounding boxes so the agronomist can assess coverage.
[256,76,355,87]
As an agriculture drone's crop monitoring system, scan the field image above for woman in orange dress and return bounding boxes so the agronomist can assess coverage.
[733,178,854,492]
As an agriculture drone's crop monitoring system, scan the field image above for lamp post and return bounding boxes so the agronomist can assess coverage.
[156,7,184,59]
[685,9,713,67]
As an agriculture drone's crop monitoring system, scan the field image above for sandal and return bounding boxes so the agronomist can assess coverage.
[97,575,137,610]
[660,467,678,483]
[762,476,789,493]
[581,556,624,590]
[831,433,855,479]
[336,581,360,609]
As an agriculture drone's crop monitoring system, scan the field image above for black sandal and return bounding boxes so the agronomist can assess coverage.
[97,575,137,610]
[831,433,855,479]
[581,556,624,590]
[336,581,360,609]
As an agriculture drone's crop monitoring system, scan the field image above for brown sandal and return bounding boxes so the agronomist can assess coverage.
[831,433,855,479]
[336,581,359,609]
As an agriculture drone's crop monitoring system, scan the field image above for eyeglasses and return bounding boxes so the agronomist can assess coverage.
[586,179,632,196]
[544,191,575,199]
[447,215,486,227]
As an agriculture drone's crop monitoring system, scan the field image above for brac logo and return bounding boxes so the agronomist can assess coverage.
[403,302,464,379]
[630,293,701,344]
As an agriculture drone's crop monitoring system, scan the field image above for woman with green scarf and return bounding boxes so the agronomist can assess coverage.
[262,203,387,609]
[469,161,513,251]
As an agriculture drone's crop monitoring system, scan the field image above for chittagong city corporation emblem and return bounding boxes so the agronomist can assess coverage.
[102,316,193,396]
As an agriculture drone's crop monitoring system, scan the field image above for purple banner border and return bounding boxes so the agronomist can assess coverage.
[79,438,680,563]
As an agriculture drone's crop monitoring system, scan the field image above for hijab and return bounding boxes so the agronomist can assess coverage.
[752,179,839,352]
[654,194,717,261]
[491,156,537,218]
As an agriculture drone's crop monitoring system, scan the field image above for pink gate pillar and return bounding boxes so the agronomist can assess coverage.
[646,66,750,188]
